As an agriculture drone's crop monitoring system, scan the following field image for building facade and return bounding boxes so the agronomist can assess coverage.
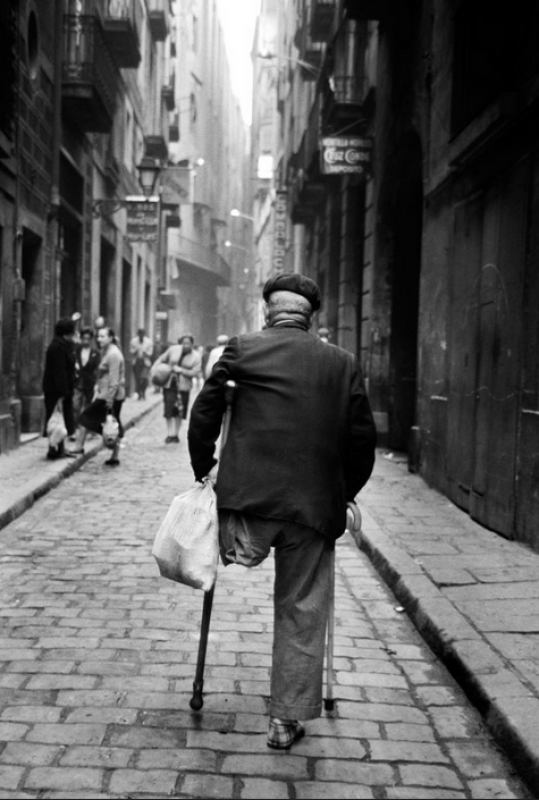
[166,0,251,349]
[253,0,539,552]
[0,0,252,452]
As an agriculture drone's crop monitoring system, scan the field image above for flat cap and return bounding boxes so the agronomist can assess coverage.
[262,272,321,311]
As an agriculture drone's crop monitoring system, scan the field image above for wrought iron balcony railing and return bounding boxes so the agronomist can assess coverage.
[101,0,143,69]
[62,14,117,133]
[322,19,369,134]
[148,0,170,42]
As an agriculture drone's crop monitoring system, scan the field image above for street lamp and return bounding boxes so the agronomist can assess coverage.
[257,52,321,78]
[224,239,250,253]
[136,156,162,198]
[230,208,255,222]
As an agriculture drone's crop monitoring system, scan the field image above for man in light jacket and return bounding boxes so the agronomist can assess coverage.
[188,273,376,750]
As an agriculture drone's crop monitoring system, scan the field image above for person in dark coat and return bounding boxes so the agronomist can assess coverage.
[188,272,377,750]
[42,318,77,459]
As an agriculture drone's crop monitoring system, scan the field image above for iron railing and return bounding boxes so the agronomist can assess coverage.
[101,0,143,68]
[62,14,117,129]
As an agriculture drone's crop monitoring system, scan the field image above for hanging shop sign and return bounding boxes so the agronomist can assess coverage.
[320,136,373,176]
[160,167,193,206]
[272,191,288,273]
[125,197,159,243]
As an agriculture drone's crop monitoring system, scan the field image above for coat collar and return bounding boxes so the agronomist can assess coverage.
[270,319,309,332]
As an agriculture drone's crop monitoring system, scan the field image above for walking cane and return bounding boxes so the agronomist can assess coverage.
[324,548,336,712]
[190,380,236,711]
[324,502,362,713]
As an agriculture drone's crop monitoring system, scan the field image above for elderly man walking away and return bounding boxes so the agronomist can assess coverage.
[188,273,377,750]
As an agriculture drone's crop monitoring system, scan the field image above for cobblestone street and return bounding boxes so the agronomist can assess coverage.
[0,407,531,799]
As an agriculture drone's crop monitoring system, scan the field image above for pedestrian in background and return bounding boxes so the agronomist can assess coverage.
[129,328,153,401]
[318,327,330,343]
[188,273,377,750]
[69,327,126,466]
[73,327,100,425]
[42,318,78,460]
[153,334,202,443]
[204,334,229,380]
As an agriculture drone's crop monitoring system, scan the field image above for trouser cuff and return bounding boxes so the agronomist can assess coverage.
[269,700,322,721]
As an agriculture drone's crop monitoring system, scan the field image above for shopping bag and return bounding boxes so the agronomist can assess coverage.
[151,362,172,387]
[152,478,219,592]
[46,401,67,448]
[102,414,120,449]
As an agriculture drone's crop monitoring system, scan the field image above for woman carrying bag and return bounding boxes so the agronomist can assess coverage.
[152,334,202,444]
[42,318,77,460]
[69,327,126,466]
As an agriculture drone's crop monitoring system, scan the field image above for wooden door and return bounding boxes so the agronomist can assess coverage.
[446,195,482,511]
[470,161,527,536]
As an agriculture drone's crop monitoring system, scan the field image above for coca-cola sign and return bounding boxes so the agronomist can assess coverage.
[320,136,373,176]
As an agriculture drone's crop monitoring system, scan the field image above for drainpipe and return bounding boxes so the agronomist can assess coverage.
[49,0,64,325]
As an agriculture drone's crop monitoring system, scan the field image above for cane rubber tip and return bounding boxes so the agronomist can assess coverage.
[324,698,335,712]
[190,696,203,711]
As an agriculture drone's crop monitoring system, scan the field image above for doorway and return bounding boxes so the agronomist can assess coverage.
[19,228,43,431]
[59,219,81,319]
[388,132,423,452]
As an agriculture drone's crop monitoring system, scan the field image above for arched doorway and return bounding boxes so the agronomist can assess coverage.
[388,131,423,452]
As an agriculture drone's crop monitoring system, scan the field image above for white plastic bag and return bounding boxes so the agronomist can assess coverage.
[102,413,120,449]
[46,401,67,448]
[152,479,219,592]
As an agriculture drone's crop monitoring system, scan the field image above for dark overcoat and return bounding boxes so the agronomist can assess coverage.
[188,321,377,541]
[42,336,77,434]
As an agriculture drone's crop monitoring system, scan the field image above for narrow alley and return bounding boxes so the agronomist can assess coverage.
[0,407,530,799]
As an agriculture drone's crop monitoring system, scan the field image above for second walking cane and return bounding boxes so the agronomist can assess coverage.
[324,502,362,713]
[190,380,236,711]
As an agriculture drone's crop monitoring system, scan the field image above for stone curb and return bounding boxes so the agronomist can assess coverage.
[0,396,162,534]
[352,510,539,794]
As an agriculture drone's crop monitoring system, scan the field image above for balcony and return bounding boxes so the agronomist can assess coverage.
[165,208,181,228]
[310,0,335,43]
[62,15,117,133]
[100,0,142,68]
[162,76,175,111]
[169,112,179,142]
[144,134,168,161]
[148,0,170,42]
[172,236,231,286]
[295,4,325,82]
[322,20,369,134]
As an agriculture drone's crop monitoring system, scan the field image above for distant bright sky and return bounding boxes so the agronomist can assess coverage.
[216,0,261,125]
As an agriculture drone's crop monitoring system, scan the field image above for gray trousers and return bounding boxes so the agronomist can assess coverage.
[219,511,332,720]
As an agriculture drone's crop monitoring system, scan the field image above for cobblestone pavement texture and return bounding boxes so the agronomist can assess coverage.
[357,454,539,795]
[0,405,533,798]
[0,393,162,531]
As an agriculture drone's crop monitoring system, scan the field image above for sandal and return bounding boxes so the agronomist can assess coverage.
[267,719,305,750]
